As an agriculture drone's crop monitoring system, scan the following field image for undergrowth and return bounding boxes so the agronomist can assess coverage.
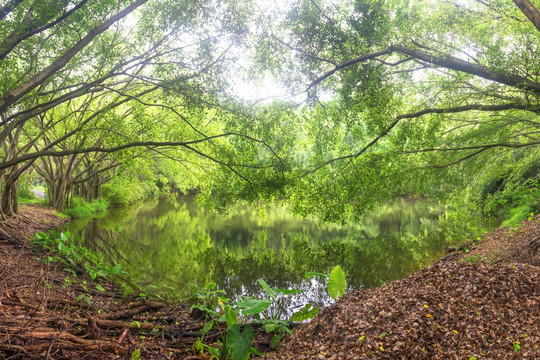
[30,231,180,303]
[63,197,109,218]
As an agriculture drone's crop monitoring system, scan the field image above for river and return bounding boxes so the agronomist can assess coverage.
[64,197,446,312]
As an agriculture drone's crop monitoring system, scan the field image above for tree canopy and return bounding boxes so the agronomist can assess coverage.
[0,0,538,223]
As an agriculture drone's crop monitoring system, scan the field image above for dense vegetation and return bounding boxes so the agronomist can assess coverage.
[0,0,538,228]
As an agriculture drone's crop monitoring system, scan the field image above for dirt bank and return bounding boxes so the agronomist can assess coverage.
[0,205,225,359]
[264,216,540,359]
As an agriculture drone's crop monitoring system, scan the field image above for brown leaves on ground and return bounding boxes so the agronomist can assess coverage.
[0,205,215,359]
[265,216,540,360]
[265,261,539,360]
[0,204,68,245]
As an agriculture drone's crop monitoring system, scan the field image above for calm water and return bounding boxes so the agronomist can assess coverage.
[64,197,446,312]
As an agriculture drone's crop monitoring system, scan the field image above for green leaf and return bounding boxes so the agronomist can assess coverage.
[97,269,109,277]
[58,242,67,252]
[261,319,292,334]
[234,298,272,316]
[224,305,238,329]
[131,321,141,329]
[95,284,106,292]
[327,265,347,300]
[131,349,141,360]
[201,319,214,337]
[228,324,254,360]
[257,279,276,299]
[290,303,319,322]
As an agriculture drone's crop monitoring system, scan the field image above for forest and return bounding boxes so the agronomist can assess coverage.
[0,0,539,359]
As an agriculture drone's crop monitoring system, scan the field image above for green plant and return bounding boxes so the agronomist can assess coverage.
[501,206,532,228]
[459,254,483,263]
[191,279,301,360]
[131,348,141,360]
[304,265,348,301]
[63,197,108,219]
[190,282,227,313]
[191,265,349,359]
[327,265,347,300]
[31,231,126,286]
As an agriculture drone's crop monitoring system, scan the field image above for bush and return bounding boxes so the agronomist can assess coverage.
[501,205,533,228]
[17,174,37,200]
[102,176,159,205]
[484,178,539,227]
[64,197,109,219]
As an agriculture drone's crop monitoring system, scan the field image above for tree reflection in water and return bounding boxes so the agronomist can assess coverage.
[64,197,446,316]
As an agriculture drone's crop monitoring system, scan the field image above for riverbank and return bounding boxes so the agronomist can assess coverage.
[1,205,539,359]
[264,215,540,360]
[0,204,239,359]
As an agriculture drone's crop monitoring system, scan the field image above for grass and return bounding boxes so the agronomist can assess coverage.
[18,197,48,205]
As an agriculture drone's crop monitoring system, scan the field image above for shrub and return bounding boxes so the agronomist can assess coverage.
[64,197,109,219]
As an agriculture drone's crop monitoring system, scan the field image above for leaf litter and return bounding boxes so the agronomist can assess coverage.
[265,216,540,359]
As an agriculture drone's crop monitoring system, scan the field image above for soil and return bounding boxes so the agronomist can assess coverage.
[0,204,262,360]
[1,206,539,359]
[264,215,540,360]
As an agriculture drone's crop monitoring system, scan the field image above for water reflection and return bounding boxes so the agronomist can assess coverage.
[64,197,446,310]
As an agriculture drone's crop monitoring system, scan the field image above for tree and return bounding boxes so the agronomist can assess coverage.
[0,0,270,217]
[240,0,540,222]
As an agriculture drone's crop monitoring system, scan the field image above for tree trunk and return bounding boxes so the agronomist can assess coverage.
[47,174,72,211]
[1,171,19,217]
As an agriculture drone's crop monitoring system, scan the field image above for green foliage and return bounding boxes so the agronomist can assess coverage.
[484,177,539,227]
[31,231,126,288]
[459,255,483,264]
[327,265,347,300]
[17,176,35,200]
[290,303,319,322]
[190,266,348,358]
[501,206,533,228]
[190,282,227,312]
[102,175,157,206]
[191,279,301,359]
[63,197,109,219]
[228,325,255,360]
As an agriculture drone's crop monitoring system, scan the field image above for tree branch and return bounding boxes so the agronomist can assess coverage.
[306,47,393,92]
[0,0,90,61]
[304,102,538,173]
[393,45,540,93]
[0,0,23,21]
[0,0,149,114]
[513,0,540,32]
[0,132,278,171]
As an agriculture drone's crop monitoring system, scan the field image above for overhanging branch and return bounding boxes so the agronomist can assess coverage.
[393,45,540,93]
[304,102,538,173]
